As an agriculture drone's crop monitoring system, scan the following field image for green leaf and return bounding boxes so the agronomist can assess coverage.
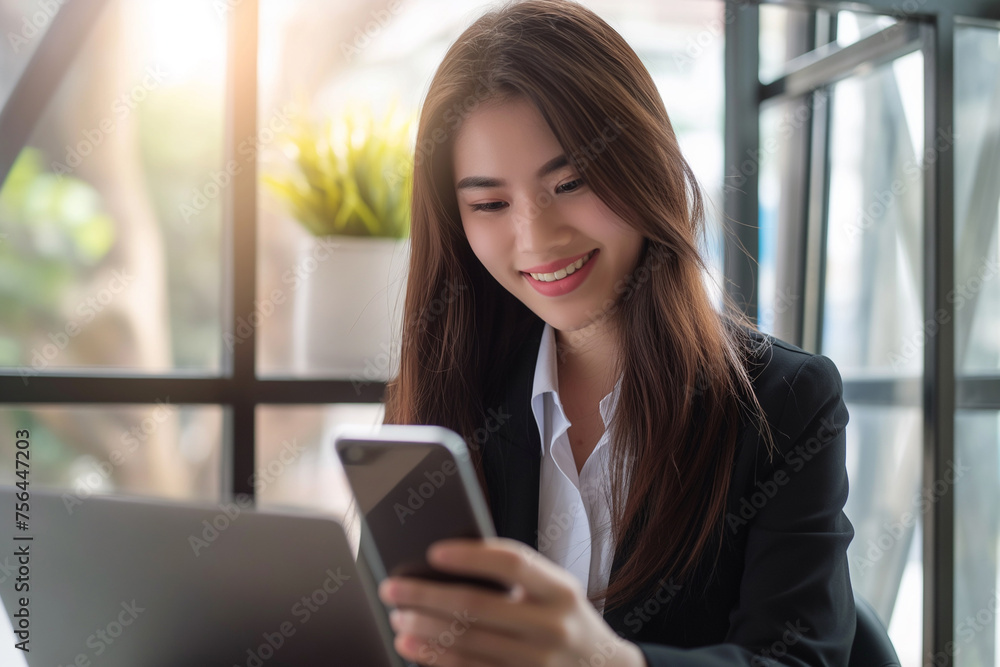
[260,103,414,238]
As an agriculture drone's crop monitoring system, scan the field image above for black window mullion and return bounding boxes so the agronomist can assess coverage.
[225,0,259,504]
[769,9,816,347]
[773,0,1000,21]
[761,20,923,102]
[0,375,386,405]
[725,0,761,323]
[0,0,391,504]
[800,84,831,354]
[922,12,957,663]
[801,11,836,355]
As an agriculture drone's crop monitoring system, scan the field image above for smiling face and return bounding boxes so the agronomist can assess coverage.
[453,96,645,336]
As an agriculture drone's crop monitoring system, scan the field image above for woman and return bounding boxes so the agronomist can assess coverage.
[375,1,856,665]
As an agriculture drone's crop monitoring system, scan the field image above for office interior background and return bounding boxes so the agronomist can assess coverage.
[0,0,998,664]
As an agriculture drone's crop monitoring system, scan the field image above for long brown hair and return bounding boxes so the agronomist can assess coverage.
[382,0,774,612]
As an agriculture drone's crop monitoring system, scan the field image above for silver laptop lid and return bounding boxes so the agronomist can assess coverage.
[0,485,405,667]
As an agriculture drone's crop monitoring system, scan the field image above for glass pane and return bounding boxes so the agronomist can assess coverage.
[0,404,223,501]
[954,410,1000,667]
[759,4,816,84]
[955,24,1000,374]
[256,0,727,376]
[0,0,225,374]
[835,10,898,49]
[757,101,784,336]
[255,403,384,556]
[843,403,923,666]
[821,50,925,377]
[0,0,60,107]
[757,92,821,340]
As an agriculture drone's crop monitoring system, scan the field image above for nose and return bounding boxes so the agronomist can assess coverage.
[512,193,571,254]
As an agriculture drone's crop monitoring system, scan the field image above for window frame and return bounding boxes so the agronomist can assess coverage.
[725,0,1000,662]
[2,0,999,662]
[0,0,382,502]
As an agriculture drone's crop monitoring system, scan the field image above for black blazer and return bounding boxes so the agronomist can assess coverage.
[477,316,856,666]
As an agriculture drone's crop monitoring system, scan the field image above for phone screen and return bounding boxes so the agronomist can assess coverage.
[340,442,508,592]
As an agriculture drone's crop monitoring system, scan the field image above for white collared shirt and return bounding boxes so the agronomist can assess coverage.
[530,322,622,615]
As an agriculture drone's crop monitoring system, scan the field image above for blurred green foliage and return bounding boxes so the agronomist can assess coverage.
[137,84,224,371]
[0,147,115,364]
[263,103,414,238]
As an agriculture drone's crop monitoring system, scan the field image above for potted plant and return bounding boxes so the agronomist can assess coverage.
[264,103,413,379]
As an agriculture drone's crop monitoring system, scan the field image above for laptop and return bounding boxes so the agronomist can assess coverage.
[0,485,408,667]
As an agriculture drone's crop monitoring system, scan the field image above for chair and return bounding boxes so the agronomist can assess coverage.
[848,592,901,667]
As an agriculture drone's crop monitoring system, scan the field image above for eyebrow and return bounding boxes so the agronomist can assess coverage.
[455,154,570,191]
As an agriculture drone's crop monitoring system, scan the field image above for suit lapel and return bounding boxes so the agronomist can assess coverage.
[481,317,544,549]
[479,316,646,630]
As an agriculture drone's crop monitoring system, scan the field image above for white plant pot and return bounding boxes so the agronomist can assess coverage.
[291,234,409,382]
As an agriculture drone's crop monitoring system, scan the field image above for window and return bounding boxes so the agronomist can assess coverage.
[0,0,731,549]
[3,1,997,663]
[735,2,1000,664]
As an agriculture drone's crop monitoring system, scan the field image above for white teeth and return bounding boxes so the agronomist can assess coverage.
[529,250,594,282]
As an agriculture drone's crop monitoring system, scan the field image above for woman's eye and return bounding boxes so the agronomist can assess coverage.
[468,179,583,212]
[557,178,585,193]
[470,201,507,212]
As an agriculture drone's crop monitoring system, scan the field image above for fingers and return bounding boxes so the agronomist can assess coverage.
[390,606,548,667]
[426,537,580,606]
[379,576,569,642]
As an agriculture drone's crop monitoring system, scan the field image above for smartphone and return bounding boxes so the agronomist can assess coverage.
[334,424,511,593]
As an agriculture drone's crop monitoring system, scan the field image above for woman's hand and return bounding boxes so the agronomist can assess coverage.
[377,537,647,667]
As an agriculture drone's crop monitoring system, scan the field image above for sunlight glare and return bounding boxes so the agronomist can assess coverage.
[139,0,227,82]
